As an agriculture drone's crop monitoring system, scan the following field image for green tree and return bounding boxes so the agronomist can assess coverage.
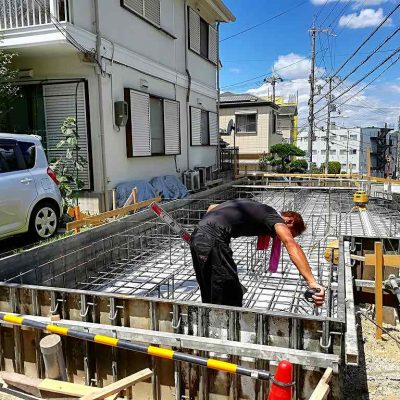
[289,159,308,173]
[261,143,306,172]
[50,117,87,210]
[319,161,341,174]
[0,49,19,124]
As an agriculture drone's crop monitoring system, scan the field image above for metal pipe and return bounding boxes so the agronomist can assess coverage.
[0,313,273,382]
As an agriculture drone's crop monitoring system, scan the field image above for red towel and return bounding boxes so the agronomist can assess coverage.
[257,234,282,273]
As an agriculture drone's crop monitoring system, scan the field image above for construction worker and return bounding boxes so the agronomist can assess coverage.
[190,198,325,307]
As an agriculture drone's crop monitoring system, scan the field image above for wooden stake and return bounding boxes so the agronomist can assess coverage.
[375,241,383,339]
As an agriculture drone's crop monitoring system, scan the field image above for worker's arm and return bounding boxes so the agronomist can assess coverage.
[274,223,325,307]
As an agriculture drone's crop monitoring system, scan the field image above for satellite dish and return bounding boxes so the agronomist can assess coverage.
[226,119,235,136]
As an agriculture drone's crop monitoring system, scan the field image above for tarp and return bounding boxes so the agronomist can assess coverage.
[115,176,188,207]
[115,180,157,208]
[149,175,189,199]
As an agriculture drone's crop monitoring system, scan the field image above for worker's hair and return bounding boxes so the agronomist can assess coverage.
[281,211,306,236]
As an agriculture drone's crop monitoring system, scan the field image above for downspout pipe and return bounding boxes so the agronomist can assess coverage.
[94,0,109,211]
[184,0,191,171]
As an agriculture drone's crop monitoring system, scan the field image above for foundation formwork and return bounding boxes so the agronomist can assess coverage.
[0,184,399,399]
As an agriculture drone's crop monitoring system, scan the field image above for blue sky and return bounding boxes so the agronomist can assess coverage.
[219,0,400,129]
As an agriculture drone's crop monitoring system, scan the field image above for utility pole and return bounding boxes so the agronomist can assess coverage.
[346,129,350,175]
[397,115,400,179]
[324,77,335,174]
[264,74,283,103]
[308,20,335,167]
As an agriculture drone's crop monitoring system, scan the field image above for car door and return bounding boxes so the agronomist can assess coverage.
[0,139,38,236]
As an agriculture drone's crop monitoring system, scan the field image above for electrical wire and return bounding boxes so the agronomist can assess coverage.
[220,0,308,42]
[318,2,400,93]
[316,27,400,105]
[315,48,400,116]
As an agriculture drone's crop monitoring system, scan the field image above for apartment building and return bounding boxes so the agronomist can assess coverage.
[297,126,365,173]
[0,0,235,211]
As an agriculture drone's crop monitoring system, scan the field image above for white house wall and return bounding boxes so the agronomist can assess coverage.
[219,106,275,154]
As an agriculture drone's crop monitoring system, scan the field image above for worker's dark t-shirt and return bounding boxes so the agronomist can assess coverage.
[198,199,284,242]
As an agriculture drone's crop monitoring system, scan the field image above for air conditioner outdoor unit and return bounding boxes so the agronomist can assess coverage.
[183,170,200,191]
[195,166,213,187]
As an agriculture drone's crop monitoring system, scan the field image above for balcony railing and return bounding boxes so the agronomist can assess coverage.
[0,0,69,30]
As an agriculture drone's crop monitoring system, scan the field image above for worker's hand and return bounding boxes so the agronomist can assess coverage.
[308,282,325,307]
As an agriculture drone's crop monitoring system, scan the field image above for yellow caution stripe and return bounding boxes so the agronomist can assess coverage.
[94,335,119,347]
[3,314,24,325]
[207,359,237,373]
[148,346,174,359]
[46,325,69,336]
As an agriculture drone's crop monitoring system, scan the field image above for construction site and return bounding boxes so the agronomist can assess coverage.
[0,176,399,399]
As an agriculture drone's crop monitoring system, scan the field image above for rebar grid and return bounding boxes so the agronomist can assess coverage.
[3,187,399,319]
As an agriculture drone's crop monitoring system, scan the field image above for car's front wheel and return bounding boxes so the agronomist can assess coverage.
[29,203,59,240]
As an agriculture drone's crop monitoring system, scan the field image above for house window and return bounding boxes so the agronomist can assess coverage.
[350,135,357,140]
[200,18,209,59]
[188,7,218,65]
[351,149,357,155]
[340,135,346,140]
[190,107,218,146]
[340,149,346,155]
[121,0,161,26]
[125,89,180,157]
[330,149,336,155]
[150,97,164,154]
[272,113,277,134]
[201,110,209,145]
[236,114,256,133]
[312,150,317,155]
[321,150,326,155]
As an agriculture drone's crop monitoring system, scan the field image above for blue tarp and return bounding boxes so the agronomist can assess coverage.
[115,180,157,208]
[150,175,189,200]
[115,176,188,207]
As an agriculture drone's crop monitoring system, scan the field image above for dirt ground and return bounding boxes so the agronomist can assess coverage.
[343,306,400,400]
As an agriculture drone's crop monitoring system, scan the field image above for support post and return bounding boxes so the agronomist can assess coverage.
[374,241,383,340]
[367,144,371,178]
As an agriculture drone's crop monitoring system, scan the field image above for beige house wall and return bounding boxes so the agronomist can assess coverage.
[220,106,281,154]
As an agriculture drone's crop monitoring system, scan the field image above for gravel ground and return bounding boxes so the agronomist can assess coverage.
[343,306,400,400]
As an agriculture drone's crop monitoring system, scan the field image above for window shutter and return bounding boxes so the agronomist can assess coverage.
[163,100,180,155]
[191,107,202,146]
[208,25,218,64]
[144,0,160,25]
[209,112,218,146]
[188,8,200,54]
[129,89,151,157]
[43,82,91,189]
[123,0,143,15]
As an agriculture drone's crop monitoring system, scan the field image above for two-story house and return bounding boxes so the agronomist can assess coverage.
[219,92,282,172]
[0,0,235,211]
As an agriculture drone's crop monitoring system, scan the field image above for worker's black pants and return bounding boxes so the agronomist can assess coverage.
[190,229,243,307]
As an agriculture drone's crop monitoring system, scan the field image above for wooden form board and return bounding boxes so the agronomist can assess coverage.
[309,368,333,400]
[66,197,161,232]
[79,368,152,400]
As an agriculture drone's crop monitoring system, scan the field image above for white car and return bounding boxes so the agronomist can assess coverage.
[0,133,62,240]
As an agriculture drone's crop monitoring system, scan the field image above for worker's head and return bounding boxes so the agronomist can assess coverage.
[281,211,306,237]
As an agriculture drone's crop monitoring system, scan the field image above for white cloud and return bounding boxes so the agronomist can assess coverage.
[272,53,325,80]
[247,54,399,130]
[338,8,391,29]
[311,0,388,8]
[229,67,241,74]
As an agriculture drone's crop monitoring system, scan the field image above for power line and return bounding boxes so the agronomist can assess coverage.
[316,26,400,105]
[315,48,400,115]
[318,3,400,92]
[220,0,308,42]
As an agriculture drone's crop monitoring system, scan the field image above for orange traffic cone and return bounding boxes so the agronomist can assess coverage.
[267,360,293,400]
